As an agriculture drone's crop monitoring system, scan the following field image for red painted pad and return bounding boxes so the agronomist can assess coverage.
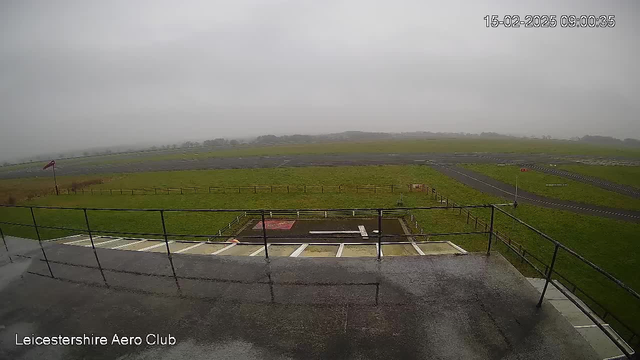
[253,220,296,230]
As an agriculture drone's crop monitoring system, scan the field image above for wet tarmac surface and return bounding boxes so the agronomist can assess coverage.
[0,236,599,359]
[236,218,407,244]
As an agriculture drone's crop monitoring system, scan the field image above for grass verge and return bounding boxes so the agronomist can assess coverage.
[462,164,640,211]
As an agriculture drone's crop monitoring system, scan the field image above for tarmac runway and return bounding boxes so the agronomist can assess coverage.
[432,165,640,223]
[0,152,580,179]
[3,152,639,222]
[522,164,640,199]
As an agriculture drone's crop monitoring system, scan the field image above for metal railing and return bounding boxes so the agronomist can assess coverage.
[0,203,637,358]
[52,184,431,196]
[422,188,639,357]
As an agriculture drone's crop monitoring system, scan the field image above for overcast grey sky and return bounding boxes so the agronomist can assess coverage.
[1,0,638,161]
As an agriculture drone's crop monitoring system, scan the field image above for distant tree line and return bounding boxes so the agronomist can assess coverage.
[3,131,640,167]
[578,135,640,147]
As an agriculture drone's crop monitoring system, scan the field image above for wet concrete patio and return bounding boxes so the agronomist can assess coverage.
[0,237,599,359]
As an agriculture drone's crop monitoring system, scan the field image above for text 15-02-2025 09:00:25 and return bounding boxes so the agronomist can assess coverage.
[484,14,616,28]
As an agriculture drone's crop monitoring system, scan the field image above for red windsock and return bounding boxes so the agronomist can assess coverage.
[43,160,55,170]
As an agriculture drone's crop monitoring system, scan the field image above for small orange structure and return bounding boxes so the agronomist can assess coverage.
[411,184,426,192]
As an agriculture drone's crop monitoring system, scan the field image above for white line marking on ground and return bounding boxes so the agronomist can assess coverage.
[336,243,345,257]
[175,242,204,253]
[85,238,122,247]
[250,244,270,256]
[447,241,468,255]
[112,239,146,249]
[412,243,425,256]
[309,231,360,234]
[574,324,608,329]
[290,244,308,257]
[212,243,237,255]
[45,234,83,243]
[139,241,173,252]
[64,237,94,245]
[358,225,368,239]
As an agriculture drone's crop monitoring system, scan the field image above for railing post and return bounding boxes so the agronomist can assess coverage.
[83,209,107,285]
[30,207,54,278]
[537,244,560,308]
[261,210,269,260]
[0,226,12,263]
[160,210,179,284]
[487,206,495,255]
[377,209,382,261]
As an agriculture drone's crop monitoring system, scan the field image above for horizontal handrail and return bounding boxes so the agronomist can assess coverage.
[0,204,494,212]
[493,205,640,302]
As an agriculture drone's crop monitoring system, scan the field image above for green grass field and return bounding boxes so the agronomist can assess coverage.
[3,137,640,172]
[558,164,640,190]
[462,164,640,211]
[0,164,639,343]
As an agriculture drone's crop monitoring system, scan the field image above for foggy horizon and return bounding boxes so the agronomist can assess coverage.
[1,0,639,161]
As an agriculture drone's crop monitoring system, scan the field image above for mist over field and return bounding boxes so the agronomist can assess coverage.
[1,0,639,162]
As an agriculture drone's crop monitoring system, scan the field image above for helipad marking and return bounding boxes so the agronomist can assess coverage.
[358,225,368,239]
[336,243,345,257]
[139,241,173,252]
[212,243,236,255]
[290,244,308,257]
[309,231,360,234]
[112,239,147,249]
[175,242,205,253]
